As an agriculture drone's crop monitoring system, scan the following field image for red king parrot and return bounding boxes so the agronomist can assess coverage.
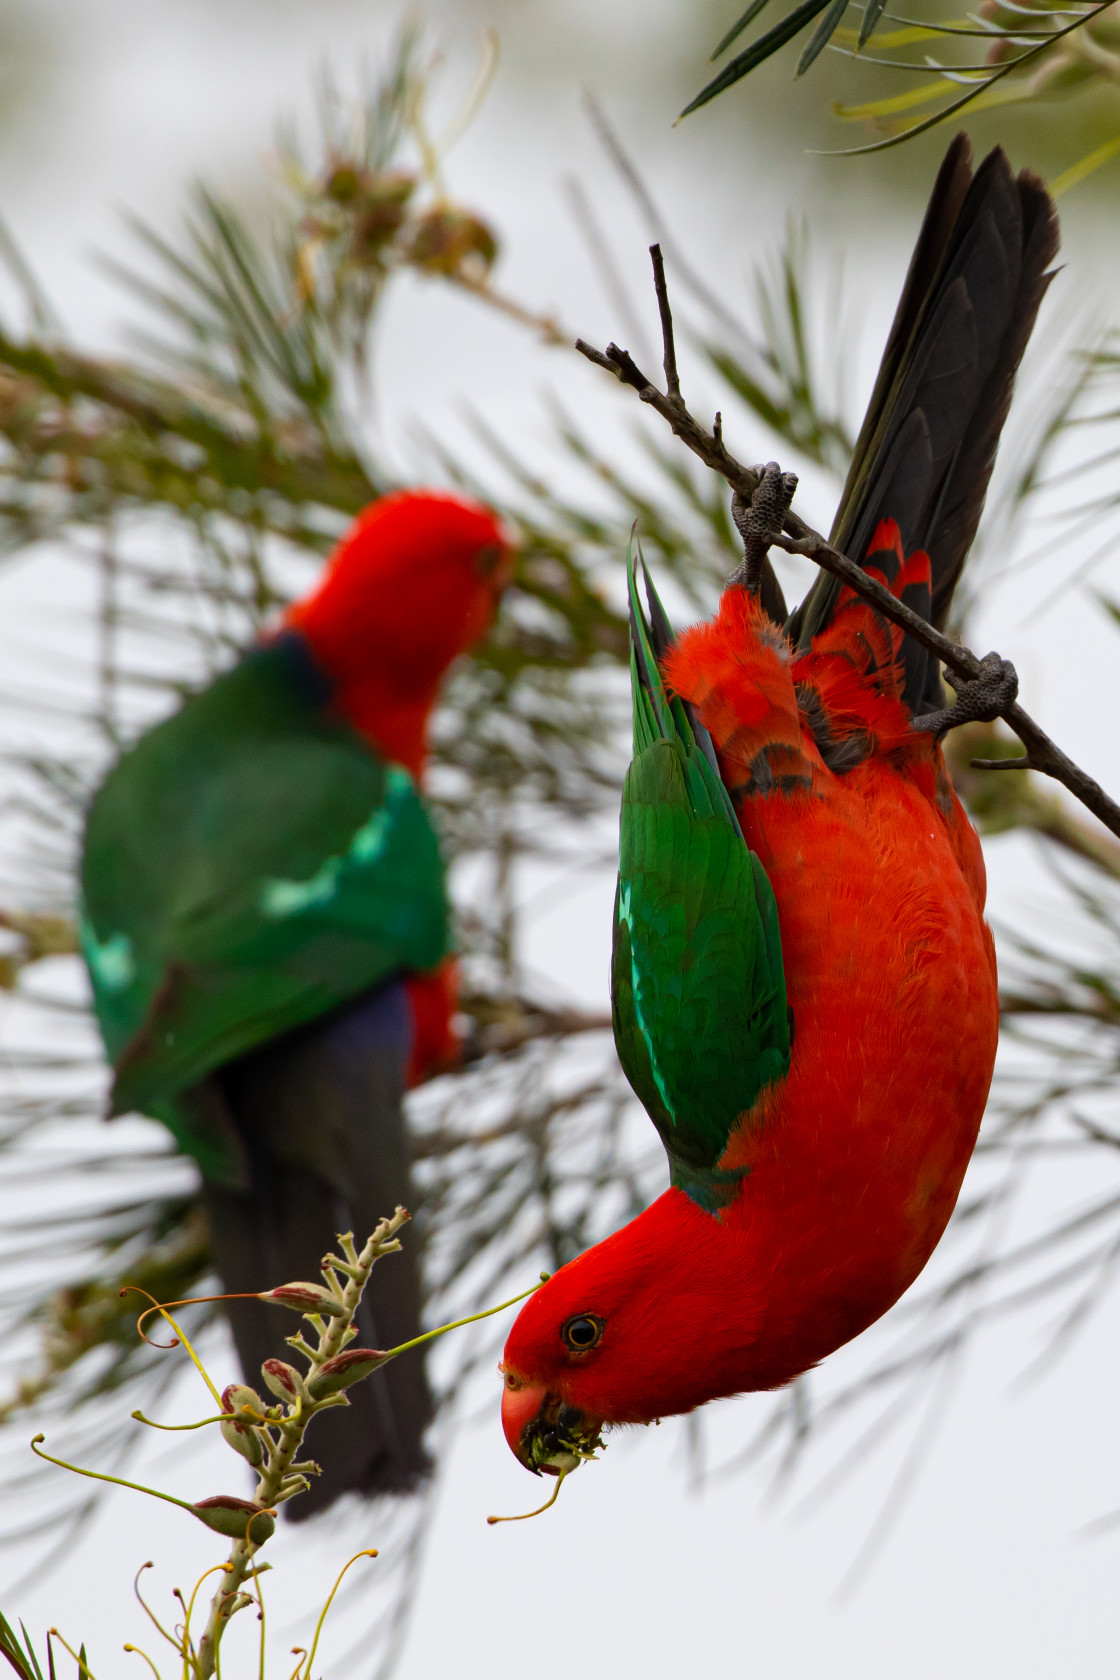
[501,137,1058,1477]
[80,490,511,1513]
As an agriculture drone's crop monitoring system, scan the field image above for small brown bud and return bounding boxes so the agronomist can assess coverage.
[349,172,417,261]
[258,1284,347,1318]
[407,207,498,281]
[191,1496,275,1545]
[261,1359,303,1402]
[307,1348,389,1400]
[322,162,365,203]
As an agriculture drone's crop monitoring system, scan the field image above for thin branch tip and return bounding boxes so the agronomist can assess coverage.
[581,275,1120,842]
[648,243,681,403]
[574,338,616,374]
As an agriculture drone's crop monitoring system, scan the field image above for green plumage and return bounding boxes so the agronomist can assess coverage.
[610,550,790,1213]
[80,633,448,1181]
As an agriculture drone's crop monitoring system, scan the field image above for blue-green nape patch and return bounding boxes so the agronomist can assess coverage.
[609,546,791,1215]
[670,1158,751,1214]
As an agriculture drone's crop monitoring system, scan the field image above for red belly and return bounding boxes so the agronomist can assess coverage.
[719,755,998,1388]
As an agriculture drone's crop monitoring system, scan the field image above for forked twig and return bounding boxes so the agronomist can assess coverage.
[575,244,1120,843]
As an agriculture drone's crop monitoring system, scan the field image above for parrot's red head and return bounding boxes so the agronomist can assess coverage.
[500,1190,764,1476]
[287,489,513,774]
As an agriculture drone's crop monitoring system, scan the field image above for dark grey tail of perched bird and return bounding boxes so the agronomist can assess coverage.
[787,133,1059,717]
[197,979,433,1519]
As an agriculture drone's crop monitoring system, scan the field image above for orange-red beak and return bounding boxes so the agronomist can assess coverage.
[501,1376,549,1471]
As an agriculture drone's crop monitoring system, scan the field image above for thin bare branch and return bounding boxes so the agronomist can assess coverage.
[648,244,681,403]
[574,256,1120,842]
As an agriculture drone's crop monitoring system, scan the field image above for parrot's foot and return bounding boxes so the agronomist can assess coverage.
[729,462,799,595]
[910,652,1019,738]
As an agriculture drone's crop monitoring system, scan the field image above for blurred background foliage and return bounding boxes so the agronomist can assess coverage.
[0,1,1118,1672]
[684,0,1120,181]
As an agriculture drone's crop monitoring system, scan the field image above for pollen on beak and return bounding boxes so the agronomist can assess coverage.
[500,1370,605,1476]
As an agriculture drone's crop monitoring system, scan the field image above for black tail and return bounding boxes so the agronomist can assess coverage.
[195,981,433,1519]
[787,134,1059,713]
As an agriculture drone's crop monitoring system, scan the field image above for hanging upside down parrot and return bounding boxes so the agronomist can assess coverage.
[80,490,512,1515]
[500,136,1059,1476]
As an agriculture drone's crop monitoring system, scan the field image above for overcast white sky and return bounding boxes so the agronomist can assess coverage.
[1,4,1119,1677]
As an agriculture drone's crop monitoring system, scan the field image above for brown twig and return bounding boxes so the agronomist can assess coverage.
[448,274,568,347]
[649,244,681,403]
[575,244,1120,844]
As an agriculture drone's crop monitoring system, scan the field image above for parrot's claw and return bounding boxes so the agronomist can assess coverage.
[729,462,799,595]
[910,651,1019,738]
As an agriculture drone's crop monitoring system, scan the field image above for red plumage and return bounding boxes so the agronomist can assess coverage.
[499,138,1056,1472]
[501,564,996,1427]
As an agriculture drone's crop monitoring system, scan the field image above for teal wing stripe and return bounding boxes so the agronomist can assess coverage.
[260,765,414,918]
[616,876,677,1125]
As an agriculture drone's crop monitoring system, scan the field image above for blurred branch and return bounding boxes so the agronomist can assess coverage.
[0,1200,210,1428]
[0,911,77,987]
[0,329,378,522]
[458,991,612,1060]
[944,723,1120,878]
[0,907,611,1058]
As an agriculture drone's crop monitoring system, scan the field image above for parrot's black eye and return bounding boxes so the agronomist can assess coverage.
[474,542,503,578]
[561,1314,604,1354]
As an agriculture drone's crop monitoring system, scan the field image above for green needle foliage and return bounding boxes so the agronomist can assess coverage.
[684,0,1120,183]
[0,1614,50,1680]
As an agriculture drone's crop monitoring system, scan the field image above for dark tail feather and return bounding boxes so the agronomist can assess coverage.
[195,980,433,1519]
[788,133,1059,713]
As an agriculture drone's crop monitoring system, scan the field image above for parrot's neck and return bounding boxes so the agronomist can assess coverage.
[515,1167,931,1427]
[331,671,437,780]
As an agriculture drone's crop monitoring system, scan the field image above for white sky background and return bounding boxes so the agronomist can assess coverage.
[0,2,1118,1676]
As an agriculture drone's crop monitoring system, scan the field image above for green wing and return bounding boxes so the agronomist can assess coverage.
[611,548,791,1213]
[80,634,448,1177]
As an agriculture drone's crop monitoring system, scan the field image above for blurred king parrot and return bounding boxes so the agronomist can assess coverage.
[501,137,1058,1476]
[80,490,511,1514]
